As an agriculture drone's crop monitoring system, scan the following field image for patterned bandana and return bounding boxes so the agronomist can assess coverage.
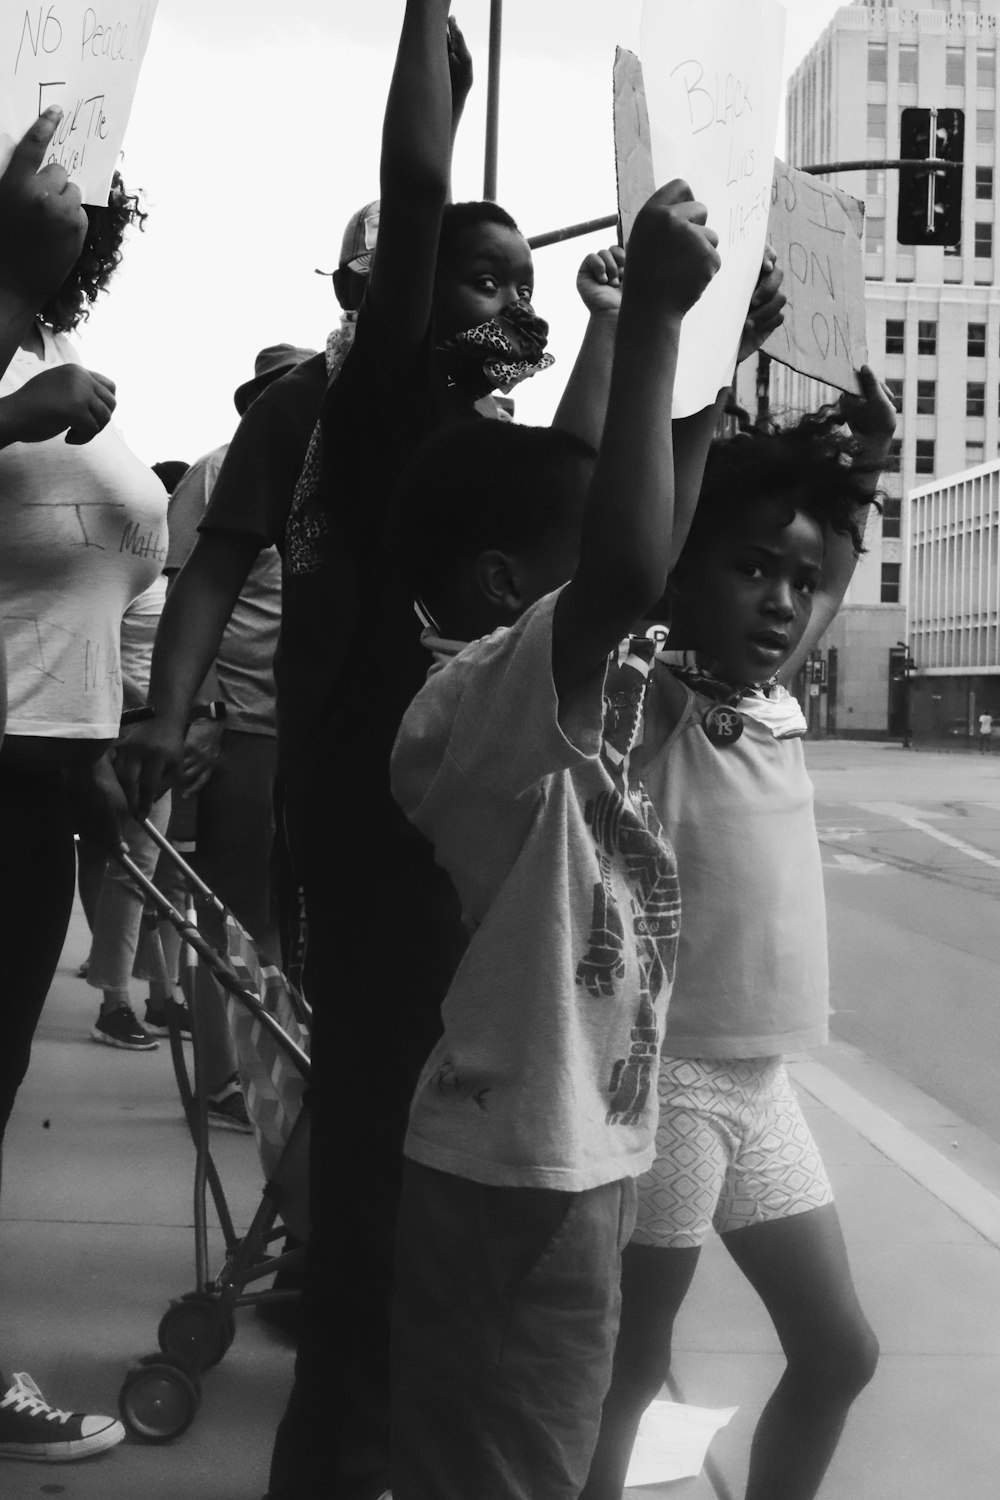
[435,300,555,398]
[659,652,807,740]
[285,313,358,578]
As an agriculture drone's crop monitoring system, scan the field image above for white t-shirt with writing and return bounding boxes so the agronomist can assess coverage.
[0,326,167,738]
[390,592,681,1191]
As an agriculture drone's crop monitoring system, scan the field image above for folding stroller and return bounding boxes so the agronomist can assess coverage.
[111,821,310,1442]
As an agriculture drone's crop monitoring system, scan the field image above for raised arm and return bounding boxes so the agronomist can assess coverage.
[367,0,457,361]
[779,365,896,683]
[0,110,87,376]
[552,246,624,447]
[552,182,720,699]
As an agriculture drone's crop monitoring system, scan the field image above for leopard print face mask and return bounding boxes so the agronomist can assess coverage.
[436,300,555,398]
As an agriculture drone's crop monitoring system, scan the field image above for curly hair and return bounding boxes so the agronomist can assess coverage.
[678,400,884,568]
[38,171,148,334]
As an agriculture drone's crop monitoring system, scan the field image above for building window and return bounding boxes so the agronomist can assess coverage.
[967,440,986,467]
[946,46,965,87]
[868,42,887,83]
[884,439,902,475]
[880,563,901,604]
[969,322,987,358]
[882,494,901,538]
[917,320,937,355]
[887,378,904,412]
[916,380,936,415]
[978,110,995,146]
[898,44,918,85]
[915,439,935,475]
[865,216,885,254]
[866,169,886,197]
[978,48,995,90]
[976,222,994,258]
[968,381,986,416]
[885,320,904,355]
[867,102,886,142]
[977,166,994,201]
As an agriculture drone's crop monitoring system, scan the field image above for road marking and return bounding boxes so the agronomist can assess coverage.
[823,852,888,875]
[791,1059,1000,1249]
[859,801,1000,873]
[817,826,866,841]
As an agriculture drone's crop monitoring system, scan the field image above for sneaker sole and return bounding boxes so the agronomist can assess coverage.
[0,1417,126,1461]
[143,1021,192,1039]
[90,1025,159,1052]
[207,1109,254,1134]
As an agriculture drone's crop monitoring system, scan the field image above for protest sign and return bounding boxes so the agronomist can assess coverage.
[637,0,786,416]
[762,158,867,393]
[0,1,159,204]
[614,47,655,249]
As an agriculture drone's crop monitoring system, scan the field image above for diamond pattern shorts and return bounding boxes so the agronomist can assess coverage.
[632,1056,833,1249]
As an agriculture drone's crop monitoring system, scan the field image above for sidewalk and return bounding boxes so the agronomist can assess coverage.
[3,906,1000,1499]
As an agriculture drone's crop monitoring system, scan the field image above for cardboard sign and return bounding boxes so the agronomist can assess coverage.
[0,1,159,203]
[614,47,656,249]
[636,0,786,416]
[762,158,867,393]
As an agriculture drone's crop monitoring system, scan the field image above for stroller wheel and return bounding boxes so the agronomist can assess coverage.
[158,1293,236,1370]
[119,1355,201,1441]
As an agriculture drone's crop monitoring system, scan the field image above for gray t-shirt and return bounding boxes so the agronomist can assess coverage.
[167,443,281,735]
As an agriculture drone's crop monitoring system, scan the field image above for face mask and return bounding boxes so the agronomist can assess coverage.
[436,300,554,398]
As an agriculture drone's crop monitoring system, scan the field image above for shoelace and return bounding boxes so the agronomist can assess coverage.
[3,1375,72,1425]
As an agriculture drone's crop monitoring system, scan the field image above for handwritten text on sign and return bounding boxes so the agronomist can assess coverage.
[0,1,159,203]
[638,0,786,416]
[762,160,867,394]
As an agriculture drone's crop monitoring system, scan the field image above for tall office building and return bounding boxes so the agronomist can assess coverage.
[762,0,1000,735]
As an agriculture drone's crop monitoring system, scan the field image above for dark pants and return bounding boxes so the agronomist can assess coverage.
[391,1163,636,1500]
[266,851,462,1500]
[0,761,76,1140]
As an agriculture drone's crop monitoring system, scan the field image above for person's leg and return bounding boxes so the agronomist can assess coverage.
[578,1242,701,1500]
[391,1165,634,1500]
[722,1204,878,1500]
[0,761,76,1139]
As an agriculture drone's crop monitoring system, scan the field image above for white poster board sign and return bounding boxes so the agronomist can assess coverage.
[762,158,867,393]
[0,1,159,203]
[639,0,786,416]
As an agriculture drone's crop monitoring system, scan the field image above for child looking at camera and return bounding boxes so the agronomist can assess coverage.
[581,369,896,1500]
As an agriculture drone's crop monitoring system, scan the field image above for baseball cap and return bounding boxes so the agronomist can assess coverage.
[233,344,317,414]
[338,200,380,274]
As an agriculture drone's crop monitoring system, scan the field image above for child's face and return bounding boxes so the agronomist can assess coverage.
[675,497,824,685]
[434,222,535,338]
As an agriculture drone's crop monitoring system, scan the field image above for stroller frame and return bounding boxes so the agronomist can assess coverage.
[113,820,310,1442]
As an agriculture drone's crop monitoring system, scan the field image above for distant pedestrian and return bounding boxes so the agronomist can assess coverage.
[978,711,993,751]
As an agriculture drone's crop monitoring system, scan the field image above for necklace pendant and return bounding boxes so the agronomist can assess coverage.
[702,703,744,747]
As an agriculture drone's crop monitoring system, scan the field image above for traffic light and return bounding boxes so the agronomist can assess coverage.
[897,107,964,246]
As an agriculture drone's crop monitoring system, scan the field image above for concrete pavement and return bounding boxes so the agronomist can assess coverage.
[2,744,999,1499]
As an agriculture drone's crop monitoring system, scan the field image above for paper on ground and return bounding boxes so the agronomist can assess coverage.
[624,1398,738,1488]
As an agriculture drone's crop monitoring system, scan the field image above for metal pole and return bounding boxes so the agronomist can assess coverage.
[527,213,619,250]
[483,0,503,201]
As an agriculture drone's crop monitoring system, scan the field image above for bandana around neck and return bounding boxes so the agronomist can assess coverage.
[659,651,807,741]
[436,300,554,398]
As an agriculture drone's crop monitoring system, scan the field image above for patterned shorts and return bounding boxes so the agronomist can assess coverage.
[632,1056,833,1249]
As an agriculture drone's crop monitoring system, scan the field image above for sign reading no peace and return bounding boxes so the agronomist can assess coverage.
[762,159,867,393]
[0,1,159,204]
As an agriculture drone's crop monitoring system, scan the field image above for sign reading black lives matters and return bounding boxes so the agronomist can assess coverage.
[0,1,159,204]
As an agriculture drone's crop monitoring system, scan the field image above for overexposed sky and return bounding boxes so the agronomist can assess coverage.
[71,0,846,465]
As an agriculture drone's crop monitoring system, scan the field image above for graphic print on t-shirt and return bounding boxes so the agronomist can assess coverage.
[575,639,681,1127]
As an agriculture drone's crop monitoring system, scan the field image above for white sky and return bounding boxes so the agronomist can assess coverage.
[70,0,847,465]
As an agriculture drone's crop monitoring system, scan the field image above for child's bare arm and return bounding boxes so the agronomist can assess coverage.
[552,246,624,447]
[779,365,896,682]
[552,182,720,700]
[368,0,456,362]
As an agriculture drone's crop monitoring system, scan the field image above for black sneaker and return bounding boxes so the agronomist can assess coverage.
[0,1371,125,1461]
[91,1004,159,1051]
[143,999,192,1037]
[207,1075,253,1133]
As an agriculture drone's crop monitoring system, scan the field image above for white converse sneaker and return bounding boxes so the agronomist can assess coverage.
[0,1372,125,1461]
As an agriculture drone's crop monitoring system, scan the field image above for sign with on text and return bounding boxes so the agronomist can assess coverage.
[762,159,867,393]
[638,0,786,416]
[0,1,159,204]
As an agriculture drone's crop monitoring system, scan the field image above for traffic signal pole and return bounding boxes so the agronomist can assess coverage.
[483,0,503,200]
